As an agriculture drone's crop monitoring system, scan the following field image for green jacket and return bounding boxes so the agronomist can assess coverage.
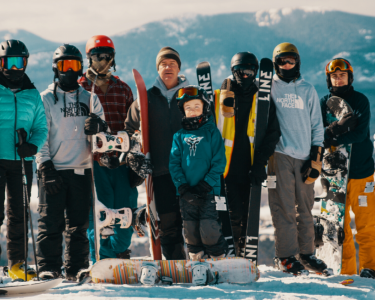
[0,80,48,161]
[169,116,226,195]
[320,87,374,179]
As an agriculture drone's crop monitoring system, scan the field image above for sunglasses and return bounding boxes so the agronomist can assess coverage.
[176,87,199,100]
[1,57,27,70]
[91,53,113,62]
[325,59,353,74]
[56,60,82,72]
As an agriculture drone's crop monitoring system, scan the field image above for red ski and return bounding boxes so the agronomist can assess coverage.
[132,69,162,260]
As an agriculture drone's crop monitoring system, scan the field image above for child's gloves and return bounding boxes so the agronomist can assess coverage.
[178,183,200,206]
[190,180,213,198]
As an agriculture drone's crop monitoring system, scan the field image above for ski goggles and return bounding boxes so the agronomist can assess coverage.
[176,87,200,100]
[56,60,82,72]
[1,57,27,70]
[232,65,257,78]
[91,53,113,62]
[275,55,299,66]
[325,58,353,74]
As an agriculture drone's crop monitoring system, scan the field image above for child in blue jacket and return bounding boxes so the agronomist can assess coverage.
[169,86,228,259]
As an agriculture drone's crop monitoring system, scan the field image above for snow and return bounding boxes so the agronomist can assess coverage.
[4,265,374,299]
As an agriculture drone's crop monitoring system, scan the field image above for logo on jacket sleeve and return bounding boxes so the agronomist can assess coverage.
[276,94,304,109]
[184,136,204,156]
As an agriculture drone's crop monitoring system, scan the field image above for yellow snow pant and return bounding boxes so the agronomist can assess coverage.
[341,174,375,275]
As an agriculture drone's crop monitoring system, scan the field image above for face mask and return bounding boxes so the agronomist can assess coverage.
[278,65,298,81]
[330,85,351,96]
[57,70,80,91]
[233,73,254,91]
[3,69,25,82]
[91,58,113,75]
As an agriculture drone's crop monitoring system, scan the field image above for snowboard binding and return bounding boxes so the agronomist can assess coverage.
[93,131,131,153]
[191,262,218,285]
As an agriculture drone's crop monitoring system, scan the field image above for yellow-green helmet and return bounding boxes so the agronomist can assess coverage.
[272,42,300,80]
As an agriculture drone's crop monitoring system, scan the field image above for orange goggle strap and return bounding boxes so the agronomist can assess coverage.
[325,58,353,74]
[177,87,199,99]
[57,60,82,72]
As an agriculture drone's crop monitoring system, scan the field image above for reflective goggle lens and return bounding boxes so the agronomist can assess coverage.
[276,56,298,66]
[1,57,27,69]
[326,59,352,74]
[233,65,256,78]
[91,53,113,62]
[177,87,199,99]
[57,60,82,72]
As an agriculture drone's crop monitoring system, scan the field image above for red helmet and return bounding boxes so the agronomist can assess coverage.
[86,35,115,55]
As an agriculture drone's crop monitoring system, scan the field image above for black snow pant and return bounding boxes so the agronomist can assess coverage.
[0,160,33,263]
[36,169,91,276]
[180,194,228,256]
[153,174,185,260]
[225,180,251,247]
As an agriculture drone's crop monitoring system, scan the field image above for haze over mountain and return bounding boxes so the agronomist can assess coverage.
[1,8,375,131]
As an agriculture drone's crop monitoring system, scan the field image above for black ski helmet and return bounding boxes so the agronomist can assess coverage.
[52,44,83,77]
[230,52,259,73]
[0,40,29,58]
[176,85,211,117]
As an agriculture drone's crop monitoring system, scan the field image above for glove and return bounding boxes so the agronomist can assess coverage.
[129,169,145,188]
[17,142,38,158]
[323,136,339,148]
[84,113,108,135]
[190,180,213,198]
[248,162,267,186]
[326,112,358,137]
[301,146,323,184]
[178,184,201,206]
[125,152,152,179]
[219,78,235,118]
[39,160,63,195]
[100,153,120,169]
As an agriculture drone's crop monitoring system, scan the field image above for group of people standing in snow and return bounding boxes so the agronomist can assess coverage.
[0,34,373,281]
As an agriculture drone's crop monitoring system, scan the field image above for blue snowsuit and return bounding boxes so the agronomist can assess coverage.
[169,116,228,256]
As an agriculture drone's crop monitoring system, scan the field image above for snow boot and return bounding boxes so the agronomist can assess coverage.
[210,253,226,259]
[299,253,331,275]
[139,262,159,285]
[116,249,131,259]
[274,256,309,276]
[360,268,375,279]
[8,261,37,281]
[39,270,60,280]
[189,251,207,260]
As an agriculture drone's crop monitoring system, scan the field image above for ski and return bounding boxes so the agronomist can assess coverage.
[0,278,63,295]
[196,61,235,257]
[132,69,162,260]
[240,58,274,263]
[314,96,353,275]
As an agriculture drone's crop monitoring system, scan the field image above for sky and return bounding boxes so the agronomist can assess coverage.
[1,0,375,43]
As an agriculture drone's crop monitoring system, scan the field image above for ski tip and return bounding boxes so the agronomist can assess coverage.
[340,278,354,285]
[196,61,210,68]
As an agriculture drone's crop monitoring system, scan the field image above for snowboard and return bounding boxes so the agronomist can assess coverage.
[90,257,259,284]
[314,96,353,275]
[240,58,273,264]
[133,69,162,260]
[0,278,63,295]
[196,61,235,257]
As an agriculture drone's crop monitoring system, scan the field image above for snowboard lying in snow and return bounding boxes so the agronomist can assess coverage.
[0,278,63,295]
[89,257,259,285]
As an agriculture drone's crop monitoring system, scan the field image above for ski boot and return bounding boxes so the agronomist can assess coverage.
[8,261,37,281]
[39,270,60,280]
[274,256,309,276]
[191,262,218,285]
[139,262,159,285]
[360,268,375,279]
[299,254,332,276]
[189,250,208,260]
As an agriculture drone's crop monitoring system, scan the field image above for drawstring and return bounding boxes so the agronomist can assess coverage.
[76,88,80,115]
[53,81,58,104]
[63,92,66,118]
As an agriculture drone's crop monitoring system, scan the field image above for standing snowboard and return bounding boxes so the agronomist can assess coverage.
[132,69,162,260]
[90,257,259,284]
[240,58,273,264]
[314,96,353,275]
[196,61,235,257]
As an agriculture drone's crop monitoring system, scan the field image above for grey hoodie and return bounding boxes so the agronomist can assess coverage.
[153,75,188,106]
[271,74,324,160]
[36,83,104,170]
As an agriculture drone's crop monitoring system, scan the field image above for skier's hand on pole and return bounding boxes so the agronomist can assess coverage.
[84,113,108,135]
[39,160,63,195]
[301,146,323,184]
[17,143,38,158]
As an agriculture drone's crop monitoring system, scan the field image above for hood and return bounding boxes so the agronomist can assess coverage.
[153,74,189,104]
[273,73,304,86]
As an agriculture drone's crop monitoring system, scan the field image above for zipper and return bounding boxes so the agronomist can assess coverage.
[14,93,17,160]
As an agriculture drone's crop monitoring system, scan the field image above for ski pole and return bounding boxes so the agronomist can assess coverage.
[16,128,40,281]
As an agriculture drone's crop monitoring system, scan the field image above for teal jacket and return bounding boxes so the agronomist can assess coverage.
[0,82,48,161]
[169,116,226,195]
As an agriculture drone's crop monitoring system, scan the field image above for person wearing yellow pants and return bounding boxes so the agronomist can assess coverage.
[320,58,375,278]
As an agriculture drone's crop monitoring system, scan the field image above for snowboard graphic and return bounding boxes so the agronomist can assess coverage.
[90,257,259,284]
[133,69,162,260]
[314,96,353,275]
[196,61,236,257]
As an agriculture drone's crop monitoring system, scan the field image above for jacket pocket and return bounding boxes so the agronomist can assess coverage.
[52,139,90,167]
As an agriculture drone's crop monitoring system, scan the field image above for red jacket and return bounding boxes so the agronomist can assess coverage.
[78,74,134,161]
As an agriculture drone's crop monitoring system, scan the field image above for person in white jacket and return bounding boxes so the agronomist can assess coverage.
[35,44,105,281]
[268,42,327,275]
